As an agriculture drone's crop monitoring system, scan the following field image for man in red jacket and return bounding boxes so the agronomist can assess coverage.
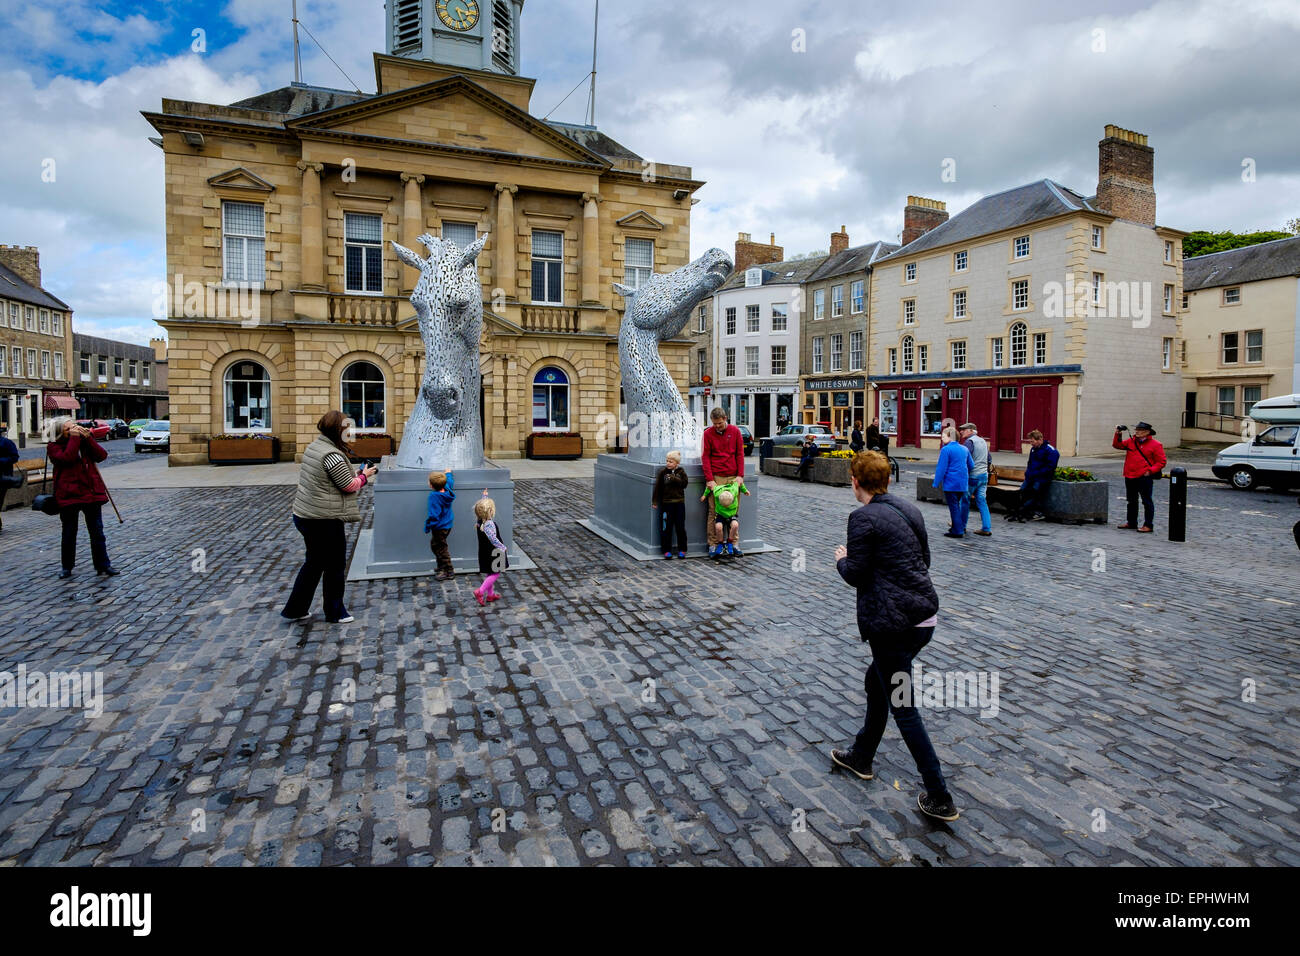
[700,407,746,550]
[1113,420,1166,533]
[48,419,118,578]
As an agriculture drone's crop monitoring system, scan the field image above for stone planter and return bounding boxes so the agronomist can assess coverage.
[526,433,583,460]
[348,435,394,462]
[917,476,1108,523]
[811,456,852,486]
[208,436,281,464]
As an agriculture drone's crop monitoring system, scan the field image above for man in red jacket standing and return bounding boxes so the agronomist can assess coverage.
[1113,420,1166,533]
[48,418,118,578]
[700,407,746,550]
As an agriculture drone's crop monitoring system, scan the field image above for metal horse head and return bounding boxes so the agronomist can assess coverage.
[392,232,489,470]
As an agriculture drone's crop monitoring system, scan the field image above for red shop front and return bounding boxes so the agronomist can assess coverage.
[875,374,1063,453]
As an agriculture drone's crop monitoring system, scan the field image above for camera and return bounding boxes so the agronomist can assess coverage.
[1116,424,1128,431]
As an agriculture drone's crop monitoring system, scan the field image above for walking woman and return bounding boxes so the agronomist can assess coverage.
[48,417,119,578]
[830,451,959,822]
[281,411,376,624]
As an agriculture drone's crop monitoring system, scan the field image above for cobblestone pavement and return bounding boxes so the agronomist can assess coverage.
[0,465,1296,867]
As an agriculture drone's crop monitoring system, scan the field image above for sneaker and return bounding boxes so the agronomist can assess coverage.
[486,593,501,603]
[664,552,673,559]
[943,531,964,538]
[974,529,992,536]
[830,748,874,781]
[710,544,725,559]
[725,542,736,557]
[917,792,960,822]
[1137,525,1154,533]
[474,589,486,606]
[331,615,355,624]
[97,565,122,576]
[1029,514,1046,522]
[282,611,311,622]
[677,552,687,559]
[435,570,454,580]
[58,568,73,579]
[731,544,744,557]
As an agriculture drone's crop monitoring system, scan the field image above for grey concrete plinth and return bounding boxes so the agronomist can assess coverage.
[348,458,535,581]
[578,454,780,560]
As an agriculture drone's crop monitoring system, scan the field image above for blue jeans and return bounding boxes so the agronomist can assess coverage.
[1016,477,1051,519]
[944,490,967,535]
[968,473,990,531]
[852,626,951,802]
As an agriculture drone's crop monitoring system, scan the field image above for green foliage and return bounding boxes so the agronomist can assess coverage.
[1182,230,1291,259]
[1054,466,1097,482]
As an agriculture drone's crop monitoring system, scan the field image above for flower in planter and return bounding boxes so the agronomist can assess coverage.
[212,434,275,440]
[1054,466,1097,482]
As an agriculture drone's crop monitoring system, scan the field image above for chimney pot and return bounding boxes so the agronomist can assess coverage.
[901,197,949,246]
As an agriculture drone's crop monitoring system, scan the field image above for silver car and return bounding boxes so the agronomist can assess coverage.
[770,424,837,451]
[134,420,170,453]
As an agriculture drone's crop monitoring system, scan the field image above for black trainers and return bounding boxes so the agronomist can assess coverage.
[830,748,874,780]
[917,792,960,822]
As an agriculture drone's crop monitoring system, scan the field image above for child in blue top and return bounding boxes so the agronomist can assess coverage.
[425,470,455,580]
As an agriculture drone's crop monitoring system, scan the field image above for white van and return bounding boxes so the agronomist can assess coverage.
[1213,423,1299,490]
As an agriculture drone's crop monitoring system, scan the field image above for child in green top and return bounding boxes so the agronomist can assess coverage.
[701,477,750,559]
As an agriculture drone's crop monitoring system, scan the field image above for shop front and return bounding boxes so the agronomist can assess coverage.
[802,375,867,439]
[715,386,797,439]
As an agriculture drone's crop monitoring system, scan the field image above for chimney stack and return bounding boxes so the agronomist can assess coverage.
[734,230,784,273]
[0,245,41,288]
[150,337,168,361]
[1096,124,1155,226]
[830,225,849,255]
[901,197,948,246]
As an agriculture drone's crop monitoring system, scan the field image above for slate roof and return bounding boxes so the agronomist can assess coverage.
[718,253,830,291]
[807,240,900,282]
[1183,236,1300,291]
[229,83,370,116]
[0,262,70,311]
[877,179,1097,262]
[545,121,642,163]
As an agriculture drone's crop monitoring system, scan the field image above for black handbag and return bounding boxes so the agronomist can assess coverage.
[30,447,59,516]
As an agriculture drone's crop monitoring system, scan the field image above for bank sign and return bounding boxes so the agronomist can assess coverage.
[806,376,866,390]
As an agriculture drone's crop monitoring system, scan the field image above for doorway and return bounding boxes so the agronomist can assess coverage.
[996,387,1019,451]
[1184,391,1197,428]
[755,395,771,439]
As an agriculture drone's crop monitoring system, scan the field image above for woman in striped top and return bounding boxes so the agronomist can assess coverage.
[281,411,377,624]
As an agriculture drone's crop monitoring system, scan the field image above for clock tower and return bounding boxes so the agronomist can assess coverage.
[386,0,525,75]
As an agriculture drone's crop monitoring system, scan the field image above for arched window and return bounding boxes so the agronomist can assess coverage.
[532,366,569,431]
[341,360,386,431]
[1009,322,1028,367]
[901,336,915,374]
[224,360,271,431]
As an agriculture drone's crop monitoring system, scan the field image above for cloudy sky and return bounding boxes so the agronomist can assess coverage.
[1,0,1297,344]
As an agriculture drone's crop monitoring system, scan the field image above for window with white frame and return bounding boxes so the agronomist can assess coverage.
[1013,235,1030,259]
[129,360,137,384]
[1182,292,1189,309]
[7,303,17,329]
[746,304,760,333]
[917,344,928,373]
[1224,287,1240,305]
[814,289,825,319]
[1091,225,1104,249]
[812,337,824,373]
[532,367,570,431]
[26,349,36,377]
[771,303,788,332]
[724,348,736,377]
[79,355,89,381]
[954,250,967,271]
[1243,385,1262,415]
[905,262,916,282]
[624,238,654,288]
[1033,331,1047,365]
[951,339,966,370]
[904,299,915,324]
[725,307,736,335]
[1216,385,1235,417]
[1162,337,1172,370]
[1246,329,1263,363]
[1164,240,1173,262]
[441,220,478,250]
[921,388,943,434]
[851,279,864,313]
[342,360,387,430]
[745,267,762,287]
[97,357,107,381]
[10,348,19,378]
[113,357,123,383]
[771,344,787,375]
[39,310,48,334]
[222,201,266,283]
[345,212,384,293]
[530,229,564,304]
[902,335,914,373]
[830,333,843,372]
[831,285,844,317]
[53,352,63,380]
[849,331,863,370]
[40,351,50,378]
[953,289,966,319]
[1163,284,1174,313]
[697,305,707,332]
[745,346,759,376]
[948,387,963,400]
[1012,279,1029,311]
[888,348,897,374]
[52,312,62,335]
[697,349,707,381]
[1092,272,1104,306]
[999,386,1018,400]
[1222,332,1238,364]
[25,307,35,331]
[1009,322,1028,366]
[0,348,5,376]
[992,338,1004,368]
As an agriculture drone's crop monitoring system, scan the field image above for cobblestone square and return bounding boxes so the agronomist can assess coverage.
[0,461,1296,866]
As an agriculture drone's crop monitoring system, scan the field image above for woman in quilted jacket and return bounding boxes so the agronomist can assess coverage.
[47,416,118,579]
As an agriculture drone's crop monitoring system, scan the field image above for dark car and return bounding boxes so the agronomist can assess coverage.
[736,425,755,456]
[105,418,131,439]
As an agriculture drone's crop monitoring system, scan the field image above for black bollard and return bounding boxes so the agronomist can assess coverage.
[1168,466,1187,542]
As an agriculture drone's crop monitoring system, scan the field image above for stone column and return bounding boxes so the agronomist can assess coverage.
[580,192,601,305]
[399,173,426,294]
[494,183,518,301]
[297,161,325,291]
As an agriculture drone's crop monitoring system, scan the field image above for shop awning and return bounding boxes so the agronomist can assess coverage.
[43,395,81,411]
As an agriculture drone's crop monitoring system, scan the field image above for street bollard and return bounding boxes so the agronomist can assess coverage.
[1168,466,1186,542]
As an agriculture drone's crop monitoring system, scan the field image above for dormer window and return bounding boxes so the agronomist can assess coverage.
[745,267,762,287]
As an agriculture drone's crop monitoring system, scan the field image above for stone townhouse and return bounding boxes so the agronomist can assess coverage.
[73,334,169,422]
[799,227,898,435]
[870,126,1187,457]
[685,294,714,435]
[1179,236,1300,441]
[0,245,78,442]
[144,1,704,464]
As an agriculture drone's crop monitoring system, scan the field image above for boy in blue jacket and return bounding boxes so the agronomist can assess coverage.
[425,470,455,579]
[934,428,974,538]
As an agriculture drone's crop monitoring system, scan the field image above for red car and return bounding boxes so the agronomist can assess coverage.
[75,419,112,441]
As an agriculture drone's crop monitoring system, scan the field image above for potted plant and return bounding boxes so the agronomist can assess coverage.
[347,433,394,462]
[208,434,281,464]
[526,431,584,460]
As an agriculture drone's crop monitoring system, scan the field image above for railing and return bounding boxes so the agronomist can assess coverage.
[327,295,404,326]
[520,305,580,333]
[1183,410,1250,434]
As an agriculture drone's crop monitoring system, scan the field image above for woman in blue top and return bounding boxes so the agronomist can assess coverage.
[934,428,974,538]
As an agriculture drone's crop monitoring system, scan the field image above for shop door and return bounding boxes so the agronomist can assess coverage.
[1184,391,1197,428]
[1022,385,1055,446]
[756,397,771,439]
[967,386,995,442]
[900,391,920,446]
[996,387,1020,451]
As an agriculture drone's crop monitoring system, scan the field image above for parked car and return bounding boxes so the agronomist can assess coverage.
[105,418,131,439]
[1212,424,1299,490]
[770,424,836,452]
[134,420,170,453]
[736,425,755,456]
[128,418,151,437]
[75,419,112,441]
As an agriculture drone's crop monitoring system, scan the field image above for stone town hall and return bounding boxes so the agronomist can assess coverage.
[146,0,702,464]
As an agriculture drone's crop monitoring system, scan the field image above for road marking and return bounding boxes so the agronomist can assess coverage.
[1264,598,1295,606]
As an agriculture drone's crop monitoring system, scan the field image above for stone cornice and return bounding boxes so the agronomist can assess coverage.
[294,127,606,173]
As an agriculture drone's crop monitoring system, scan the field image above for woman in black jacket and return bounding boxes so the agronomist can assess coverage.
[829,451,959,822]
[850,420,864,454]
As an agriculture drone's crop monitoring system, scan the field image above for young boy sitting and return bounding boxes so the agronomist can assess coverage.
[702,476,750,559]
[425,470,455,580]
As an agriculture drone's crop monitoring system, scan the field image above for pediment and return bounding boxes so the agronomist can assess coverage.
[207,167,276,193]
[616,210,665,231]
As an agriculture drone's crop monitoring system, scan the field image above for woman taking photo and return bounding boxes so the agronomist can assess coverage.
[281,411,376,624]
[48,417,118,578]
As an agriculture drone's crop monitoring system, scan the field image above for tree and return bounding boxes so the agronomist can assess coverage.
[1287,217,1300,236]
[1181,230,1291,259]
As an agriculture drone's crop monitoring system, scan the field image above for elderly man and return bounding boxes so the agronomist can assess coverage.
[701,407,746,551]
[1114,421,1166,532]
[958,422,991,536]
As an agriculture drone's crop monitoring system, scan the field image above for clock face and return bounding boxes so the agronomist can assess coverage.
[436,0,480,31]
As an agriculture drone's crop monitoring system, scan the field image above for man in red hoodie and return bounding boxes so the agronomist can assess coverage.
[1113,420,1166,533]
[700,407,745,549]
[48,419,118,577]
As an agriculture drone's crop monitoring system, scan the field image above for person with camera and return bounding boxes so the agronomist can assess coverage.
[47,417,118,577]
[1113,421,1166,532]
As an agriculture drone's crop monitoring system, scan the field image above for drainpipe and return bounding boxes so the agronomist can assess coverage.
[1074,386,1082,457]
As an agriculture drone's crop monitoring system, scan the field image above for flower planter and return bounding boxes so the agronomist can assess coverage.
[526,433,583,460]
[916,476,1108,524]
[208,436,281,465]
[348,435,394,462]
